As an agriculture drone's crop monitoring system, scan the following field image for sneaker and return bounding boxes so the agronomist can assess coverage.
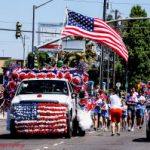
[117,133,120,136]
[94,127,97,131]
[139,126,142,129]
[104,128,108,131]
[131,127,134,132]
[111,133,115,136]
[128,127,131,132]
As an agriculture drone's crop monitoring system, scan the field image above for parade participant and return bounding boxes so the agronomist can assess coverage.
[121,100,128,131]
[126,90,138,131]
[101,98,109,131]
[78,90,88,111]
[99,89,108,100]
[136,91,146,129]
[132,87,139,96]
[95,85,100,95]
[92,92,102,131]
[109,89,122,136]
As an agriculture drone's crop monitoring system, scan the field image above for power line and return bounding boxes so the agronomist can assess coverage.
[0,28,61,34]
[110,2,150,6]
[64,0,103,3]
[65,0,150,6]
[0,20,32,24]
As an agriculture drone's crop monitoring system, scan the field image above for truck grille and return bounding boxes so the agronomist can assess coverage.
[13,102,67,134]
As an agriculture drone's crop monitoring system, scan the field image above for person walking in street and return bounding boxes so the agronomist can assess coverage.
[101,98,109,131]
[136,91,146,129]
[109,89,122,136]
[92,92,102,131]
[126,89,138,131]
[121,100,128,131]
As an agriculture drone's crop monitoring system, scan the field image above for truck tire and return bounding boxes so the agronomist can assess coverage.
[78,126,85,136]
[65,113,72,138]
[72,117,86,136]
[72,117,78,136]
[146,130,150,141]
[10,119,17,137]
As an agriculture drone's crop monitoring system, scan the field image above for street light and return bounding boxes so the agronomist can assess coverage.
[32,0,54,55]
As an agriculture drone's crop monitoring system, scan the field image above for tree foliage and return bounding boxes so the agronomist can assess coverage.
[123,5,150,86]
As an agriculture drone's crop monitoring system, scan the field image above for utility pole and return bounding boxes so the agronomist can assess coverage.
[103,0,107,21]
[100,0,107,89]
[31,0,54,68]
[112,9,118,88]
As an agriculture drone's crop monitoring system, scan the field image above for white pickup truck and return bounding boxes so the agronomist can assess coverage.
[7,78,85,138]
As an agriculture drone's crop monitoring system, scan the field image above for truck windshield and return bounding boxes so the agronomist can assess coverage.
[16,80,69,95]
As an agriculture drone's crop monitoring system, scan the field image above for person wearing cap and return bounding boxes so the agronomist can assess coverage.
[57,60,64,68]
[109,89,122,136]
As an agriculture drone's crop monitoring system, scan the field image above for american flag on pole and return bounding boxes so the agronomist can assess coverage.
[13,103,67,134]
[62,10,128,61]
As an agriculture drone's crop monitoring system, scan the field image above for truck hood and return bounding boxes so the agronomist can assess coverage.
[12,94,70,105]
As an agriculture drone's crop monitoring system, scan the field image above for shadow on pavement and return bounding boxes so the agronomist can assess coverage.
[0,133,67,139]
[133,138,150,143]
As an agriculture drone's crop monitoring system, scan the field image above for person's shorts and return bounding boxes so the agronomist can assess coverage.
[127,105,136,116]
[122,114,127,119]
[101,111,109,118]
[110,108,122,123]
[136,109,144,118]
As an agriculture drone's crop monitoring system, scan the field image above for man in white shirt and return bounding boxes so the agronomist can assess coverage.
[109,89,122,136]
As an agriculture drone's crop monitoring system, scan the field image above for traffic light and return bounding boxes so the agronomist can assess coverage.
[15,22,22,39]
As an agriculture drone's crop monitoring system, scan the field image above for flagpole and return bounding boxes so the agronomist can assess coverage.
[125,62,128,93]
[58,8,68,60]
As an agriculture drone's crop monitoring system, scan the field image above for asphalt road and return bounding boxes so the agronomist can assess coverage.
[0,119,149,150]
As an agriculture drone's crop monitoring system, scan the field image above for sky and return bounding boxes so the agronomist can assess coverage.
[0,0,150,59]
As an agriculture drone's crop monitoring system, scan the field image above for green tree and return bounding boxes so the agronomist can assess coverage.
[27,51,49,69]
[123,5,150,86]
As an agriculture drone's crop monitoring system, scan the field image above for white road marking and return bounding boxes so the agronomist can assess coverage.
[43,146,49,149]
[88,131,95,134]
[53,143,58,146]
[53,141,64,147]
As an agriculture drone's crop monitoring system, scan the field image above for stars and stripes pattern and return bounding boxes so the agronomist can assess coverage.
[13,103,67,134]
[62,10,128,61]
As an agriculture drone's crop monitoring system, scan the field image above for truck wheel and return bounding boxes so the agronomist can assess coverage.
[65,113,72,138]
[78,126,85,136]
[146,130,150,141]
[72,117,78,136]
[10,119,17,137]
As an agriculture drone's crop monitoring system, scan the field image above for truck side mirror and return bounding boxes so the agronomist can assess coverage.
[71,93,77,99]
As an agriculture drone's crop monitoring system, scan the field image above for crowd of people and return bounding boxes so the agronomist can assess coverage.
[78,86,148,136]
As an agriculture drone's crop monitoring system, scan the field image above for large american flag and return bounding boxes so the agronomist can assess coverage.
[13,103,67,134]
[62,10,128,61]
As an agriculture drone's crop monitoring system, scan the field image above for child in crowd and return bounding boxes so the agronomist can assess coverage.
[101,98,109,131]
[92,92,102,130]
[121,100,128,131]
[136,91,146,129]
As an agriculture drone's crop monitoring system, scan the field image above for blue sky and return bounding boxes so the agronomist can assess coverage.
[0,0,150,59]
